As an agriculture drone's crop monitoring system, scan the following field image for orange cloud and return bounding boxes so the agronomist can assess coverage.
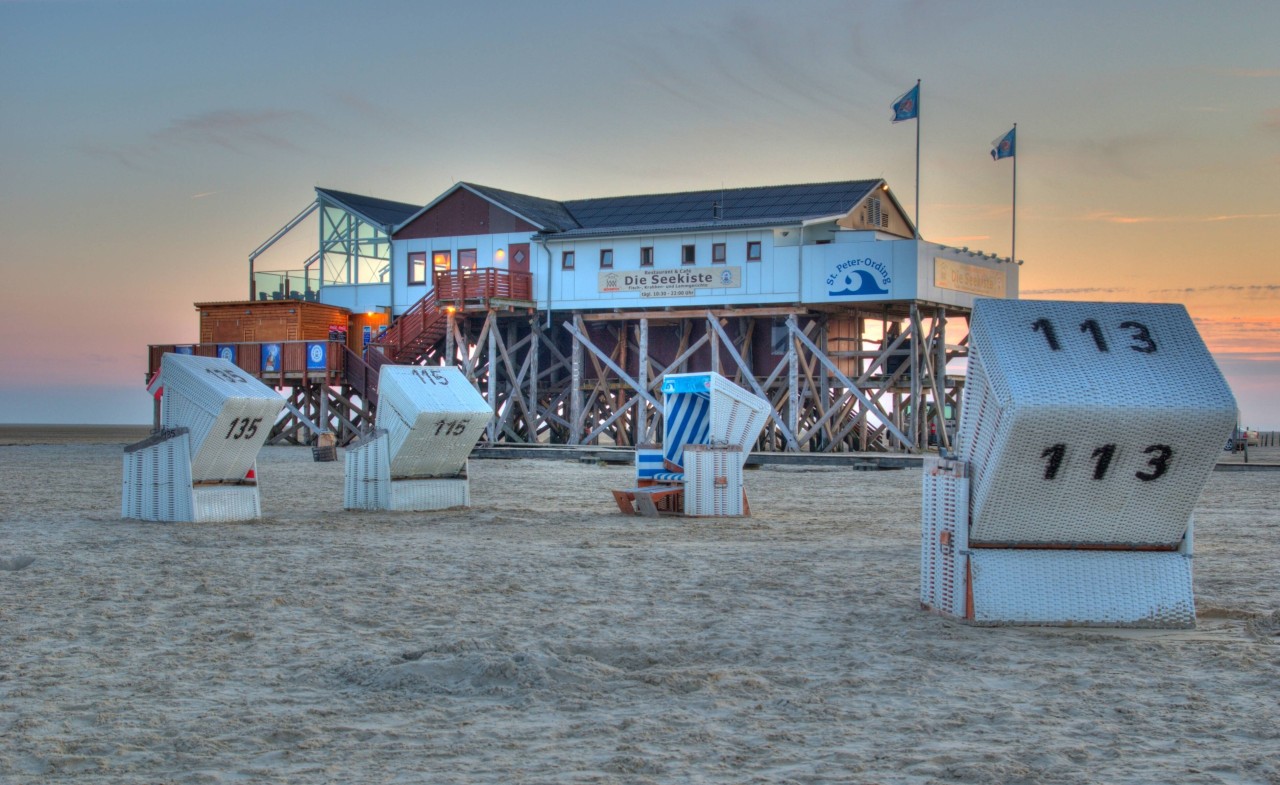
[1082,210,1280,224]
[1190,315,1280,356]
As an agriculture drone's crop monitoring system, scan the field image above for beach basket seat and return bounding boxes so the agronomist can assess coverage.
[921,299,1237,627]
[122,353,284,522]
[614,372,769,517]
[344,365,490,511]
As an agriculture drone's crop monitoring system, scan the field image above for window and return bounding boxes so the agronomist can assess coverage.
[866,197,887,228]
[459,249,477,269]
[682,244,696,265]
[640,246,654,267]
[432,251,451,274]
[712,243,726,264]
[408,251,427,284]
[747,241,762,261]
[600,249,613,269]
[562,250,575,269]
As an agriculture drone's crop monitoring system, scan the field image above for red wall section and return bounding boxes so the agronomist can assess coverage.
[395,188,538,239]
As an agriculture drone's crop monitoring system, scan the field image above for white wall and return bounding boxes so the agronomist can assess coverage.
[377,225,1019,316]
[392,231,538,313]
[320,282,391,314]
[799,237,1019,308]
[544,228,790,311]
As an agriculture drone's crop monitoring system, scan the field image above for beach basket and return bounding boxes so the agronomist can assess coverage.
[922,300,1236,627]
[615,372,769,517]
[123,354,284,522]
[344,365,491,511]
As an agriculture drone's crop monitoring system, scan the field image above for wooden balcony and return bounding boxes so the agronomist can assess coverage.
[433,268,534,310]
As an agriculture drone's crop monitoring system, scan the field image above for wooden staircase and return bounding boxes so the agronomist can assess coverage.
[375,287,448,366]
[347,269,534,405]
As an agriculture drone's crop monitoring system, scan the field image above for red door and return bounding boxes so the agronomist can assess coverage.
[508,243,530,274]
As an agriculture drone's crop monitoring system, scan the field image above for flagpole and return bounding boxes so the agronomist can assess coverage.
[1011,122,1017,264]
[914,79,921,239]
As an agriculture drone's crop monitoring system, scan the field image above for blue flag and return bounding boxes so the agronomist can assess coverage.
[891,84,919,123]
[991,127,1016,160]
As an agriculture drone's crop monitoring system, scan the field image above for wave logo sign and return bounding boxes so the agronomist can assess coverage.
[827,257,891,297]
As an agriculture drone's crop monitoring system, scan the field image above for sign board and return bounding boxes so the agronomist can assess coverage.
[934,257,1007,298]
[305,342,327,371]
[261,343,281,372]
[599,267,741,298]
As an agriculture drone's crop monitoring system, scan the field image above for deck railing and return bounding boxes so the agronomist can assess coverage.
[148,341,346,384]
[433,268,533,304]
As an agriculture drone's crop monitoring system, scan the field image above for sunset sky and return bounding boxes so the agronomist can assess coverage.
[2,0,1276,428]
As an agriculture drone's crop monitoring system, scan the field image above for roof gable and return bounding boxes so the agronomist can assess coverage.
[394,184,547,240]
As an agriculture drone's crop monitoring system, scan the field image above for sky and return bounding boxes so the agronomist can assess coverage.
[1,0,1276,428]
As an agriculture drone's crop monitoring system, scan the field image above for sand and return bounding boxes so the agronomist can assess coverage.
[1,429,1277,784]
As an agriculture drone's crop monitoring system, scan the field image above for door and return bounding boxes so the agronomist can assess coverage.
[508,243,530,274]
[507,243,531,299]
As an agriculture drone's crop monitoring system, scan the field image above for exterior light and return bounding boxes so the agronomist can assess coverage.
[445,306,457,314]
[881,183,889,191]
[494,248,506,262]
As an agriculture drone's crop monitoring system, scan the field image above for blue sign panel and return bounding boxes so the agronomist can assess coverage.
[306,341,327,371]
[216,344,236,363]
[174,345,194,355]
[261,343,281,372]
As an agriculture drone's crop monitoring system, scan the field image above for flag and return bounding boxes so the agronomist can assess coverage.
[991,127,1016,160]
[891,83,919,123]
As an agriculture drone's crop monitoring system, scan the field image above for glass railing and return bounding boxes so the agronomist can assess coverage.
[252,269,321,302]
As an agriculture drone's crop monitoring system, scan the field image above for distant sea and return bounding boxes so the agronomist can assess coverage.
[0,424,153,445]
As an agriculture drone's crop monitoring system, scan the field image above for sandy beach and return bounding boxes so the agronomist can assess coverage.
[1,428,1277,784]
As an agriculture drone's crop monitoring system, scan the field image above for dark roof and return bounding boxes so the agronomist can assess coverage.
[451,180,882,238]
[375,178,889,237]
[556,180,882,236]
[463,183,581,232]
[316,188,422,230]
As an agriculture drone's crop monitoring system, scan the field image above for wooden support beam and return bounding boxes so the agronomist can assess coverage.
[704,311,798,451]
[788,318,913,449]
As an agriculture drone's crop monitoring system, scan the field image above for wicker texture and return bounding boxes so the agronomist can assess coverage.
[122,428,264,522]
[388,479,470,511]
[959,300,1236,546]
[344,430,392,510]
[920,457,968,618]
[922,299,1232,627]
[375,366,491,480]
[122,430,195,521]
[683,445,745,517]
[190,486,262,523]
[153,353,284,484]
[968,550,1195,628]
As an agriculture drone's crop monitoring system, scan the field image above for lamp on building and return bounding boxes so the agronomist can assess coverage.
[494,248,506,263]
